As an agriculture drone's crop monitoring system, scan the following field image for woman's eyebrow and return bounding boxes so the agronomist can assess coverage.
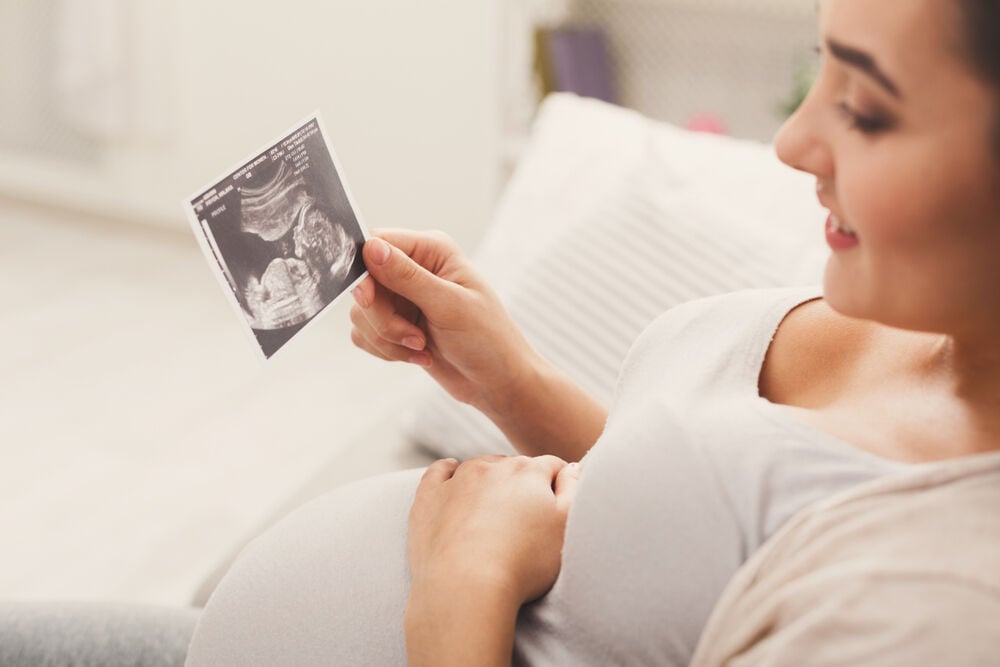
[826,38,902,98]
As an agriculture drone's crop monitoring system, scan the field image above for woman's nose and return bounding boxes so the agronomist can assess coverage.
[774,90,833,180]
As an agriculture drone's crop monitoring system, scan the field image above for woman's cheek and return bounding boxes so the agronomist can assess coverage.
[842,153,930,252]
[842,180,908,248]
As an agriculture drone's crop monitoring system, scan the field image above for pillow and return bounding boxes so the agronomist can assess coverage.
[403,94,827,460]
[473,94,651,292]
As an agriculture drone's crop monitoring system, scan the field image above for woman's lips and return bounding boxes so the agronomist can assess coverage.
[825,212,860,251]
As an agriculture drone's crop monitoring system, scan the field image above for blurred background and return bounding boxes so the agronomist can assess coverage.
[0,0,814,606]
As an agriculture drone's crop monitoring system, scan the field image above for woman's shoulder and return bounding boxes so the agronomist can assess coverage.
[643,286,823,341]
[758,295,878,406]
[618,287,825,399]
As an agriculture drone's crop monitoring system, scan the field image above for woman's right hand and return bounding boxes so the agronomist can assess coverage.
[404,455,581,667]
[350,229,538,413]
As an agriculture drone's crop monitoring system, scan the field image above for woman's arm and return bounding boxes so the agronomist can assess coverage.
[404,579,519,667]
[350,230,606,461]
[478,356,607,462]
[404,456,581,666]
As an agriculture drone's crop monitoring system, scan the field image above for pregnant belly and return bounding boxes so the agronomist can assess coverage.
[513,404,744,667]
[185,468,424,667]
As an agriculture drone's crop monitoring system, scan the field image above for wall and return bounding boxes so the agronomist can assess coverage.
[565,0,816,141]
[0,0,502,250]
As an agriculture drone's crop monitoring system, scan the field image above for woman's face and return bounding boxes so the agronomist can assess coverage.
[775,0,1000,340]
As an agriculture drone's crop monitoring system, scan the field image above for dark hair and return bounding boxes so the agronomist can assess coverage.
[959,0,1000,152]
[960,1,1000,84]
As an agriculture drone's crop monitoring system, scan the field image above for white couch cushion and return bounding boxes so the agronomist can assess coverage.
[405,93,828,460]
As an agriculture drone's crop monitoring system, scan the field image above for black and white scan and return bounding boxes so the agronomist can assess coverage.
[187,116,367,359]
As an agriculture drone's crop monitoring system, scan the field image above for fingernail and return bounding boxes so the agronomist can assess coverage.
[368,238,390,266]
[409,352,432,368]
[352,286,367,308]
[402,336,425,351]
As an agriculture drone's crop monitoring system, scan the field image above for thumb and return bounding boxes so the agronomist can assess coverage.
[363,236,457,317]
[554,462,581,513]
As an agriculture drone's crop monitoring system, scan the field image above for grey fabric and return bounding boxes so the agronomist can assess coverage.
[0,602,199,667]
[186,468,423,666]
[511,288,907,665]
[186,289,906,666]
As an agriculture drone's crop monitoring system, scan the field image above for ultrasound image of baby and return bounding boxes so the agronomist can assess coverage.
[238,159,357,331]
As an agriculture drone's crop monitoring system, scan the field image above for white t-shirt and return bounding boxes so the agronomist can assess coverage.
[186,287,913,667]
[513,287,913,666]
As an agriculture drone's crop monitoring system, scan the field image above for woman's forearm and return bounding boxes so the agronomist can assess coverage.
[478,354,608,461]
[405,581,519,667]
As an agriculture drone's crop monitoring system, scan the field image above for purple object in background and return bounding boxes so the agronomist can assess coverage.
[543,26,617,104]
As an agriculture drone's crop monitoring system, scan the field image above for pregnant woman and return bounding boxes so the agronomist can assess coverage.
[184,1,1000,664]
[3,0,997,665]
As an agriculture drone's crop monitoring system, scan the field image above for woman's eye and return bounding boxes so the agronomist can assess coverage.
[836,101,893,134]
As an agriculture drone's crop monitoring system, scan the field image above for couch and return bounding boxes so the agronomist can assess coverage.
[192,91,829,606]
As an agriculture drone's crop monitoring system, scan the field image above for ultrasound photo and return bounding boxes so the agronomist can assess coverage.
[185,115,368,359]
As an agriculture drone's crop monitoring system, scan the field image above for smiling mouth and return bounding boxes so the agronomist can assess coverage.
[830,213,858,238]
[825,212,861,251]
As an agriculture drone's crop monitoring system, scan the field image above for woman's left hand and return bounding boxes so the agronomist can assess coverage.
[405,455,581,666]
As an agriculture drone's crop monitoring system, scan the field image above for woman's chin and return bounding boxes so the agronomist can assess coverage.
[821,258,866,321]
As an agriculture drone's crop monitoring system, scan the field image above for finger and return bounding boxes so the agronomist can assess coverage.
[371,228,459,274]
[350,275,375,309]
[530,454,570,480]
[553,462,582,512]
[349,306,427,363]
[350,326,391,361]
[470,454,510,462]
[362,235,461,319]
[350,297,426,356]
[349,306,403,358]
[463,454,511,468]
[350,317,432,367]
[448,454,509,481]
[419,458,460,489]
